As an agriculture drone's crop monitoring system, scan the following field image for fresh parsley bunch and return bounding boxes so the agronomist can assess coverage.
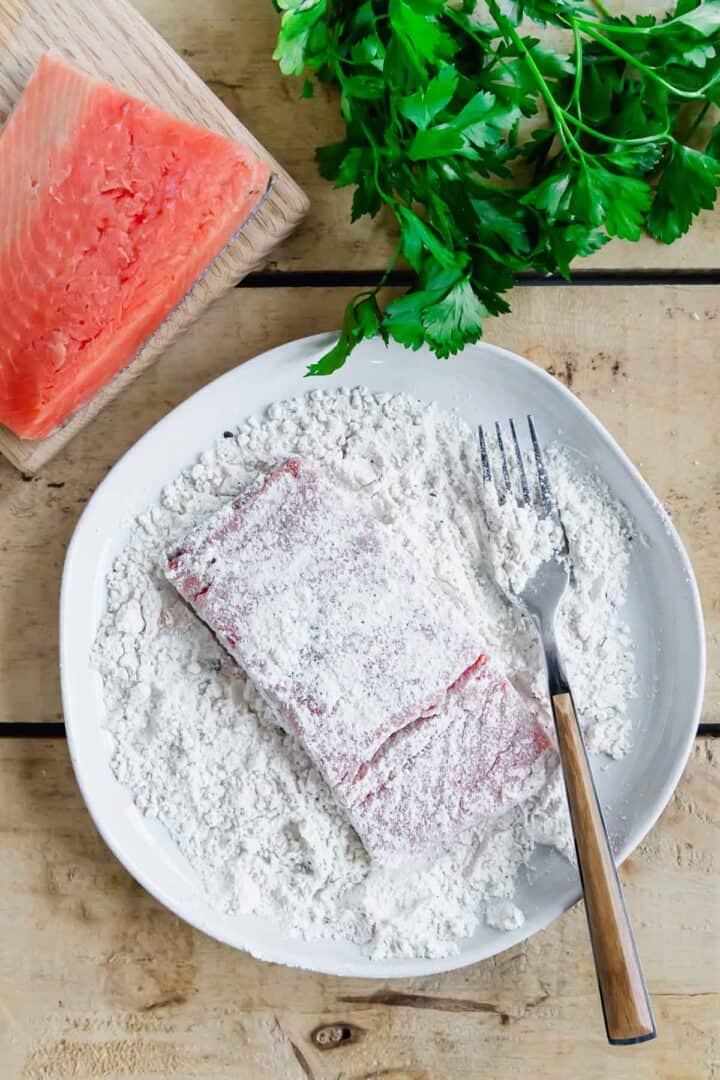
[272,0,720,374]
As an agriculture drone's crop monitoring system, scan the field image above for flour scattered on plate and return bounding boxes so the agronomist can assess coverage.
[94,387,636,959]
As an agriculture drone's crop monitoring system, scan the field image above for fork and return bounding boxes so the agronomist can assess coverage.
[479,416,656,1046]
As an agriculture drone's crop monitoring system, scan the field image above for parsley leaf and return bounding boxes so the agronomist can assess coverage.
[409,124,468,161]
[668,1,720,36]
[648,143,720,242]
[399,66,459,128]
[388,0,455,68]
[272,0,326,76]
[422,279,488,357]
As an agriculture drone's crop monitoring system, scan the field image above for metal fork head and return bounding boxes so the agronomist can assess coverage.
[478,415,569,624]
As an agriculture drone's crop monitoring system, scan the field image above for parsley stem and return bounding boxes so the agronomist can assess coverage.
[575,17,645,37]
[686,100,712,141]
[578,22,716,99]
[479,2,582,161]
[589,0,612,17]
[375,242,401,290]
[579,11,711,36]
[569,22,584,121]
[359,120,396,207]
[560,110,671,146]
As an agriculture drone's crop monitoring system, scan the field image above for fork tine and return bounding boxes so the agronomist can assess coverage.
[478,425,493,485]
[495,422,513,498]
[527,414,557,520]
[509,418,531,505]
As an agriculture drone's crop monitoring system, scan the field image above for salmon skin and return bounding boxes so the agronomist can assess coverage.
[0,54,270,440]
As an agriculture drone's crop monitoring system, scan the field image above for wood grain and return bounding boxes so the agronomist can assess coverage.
[551,691,655,1044]
[0,736,716,1078]
[0,0,309,473]
[134,0,720,274]
[0,284,716,726]
[0,8,716,1078]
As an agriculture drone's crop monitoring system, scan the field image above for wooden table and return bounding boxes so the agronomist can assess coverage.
[2,4,718,1078]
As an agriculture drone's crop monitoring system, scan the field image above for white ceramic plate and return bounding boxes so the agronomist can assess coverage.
[61,334,705,978]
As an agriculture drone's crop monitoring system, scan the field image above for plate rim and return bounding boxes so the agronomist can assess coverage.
[60,332,706,978]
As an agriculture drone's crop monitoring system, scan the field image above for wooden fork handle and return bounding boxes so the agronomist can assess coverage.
[551,691,656,1045]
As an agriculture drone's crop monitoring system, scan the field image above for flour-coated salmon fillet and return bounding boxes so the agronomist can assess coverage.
[348,655,550,863]
[0,54,270,439]
[166,457,550,862]
[166,457,482,794]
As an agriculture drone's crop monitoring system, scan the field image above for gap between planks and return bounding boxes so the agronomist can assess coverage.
[1,723,717,739]
[240,269,720,289]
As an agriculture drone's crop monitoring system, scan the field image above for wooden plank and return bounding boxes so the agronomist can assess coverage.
[0,0,308,473]
[134,0,720,274]
[0,284,716,726]
[0,736,716,1078]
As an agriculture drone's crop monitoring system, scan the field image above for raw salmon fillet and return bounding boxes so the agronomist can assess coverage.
[0,54,270,439]
[166,457,549,862]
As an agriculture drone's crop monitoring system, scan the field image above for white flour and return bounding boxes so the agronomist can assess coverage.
[94,387,636,959]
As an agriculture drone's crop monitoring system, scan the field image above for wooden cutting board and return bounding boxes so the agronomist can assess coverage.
[0,0,309,473]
